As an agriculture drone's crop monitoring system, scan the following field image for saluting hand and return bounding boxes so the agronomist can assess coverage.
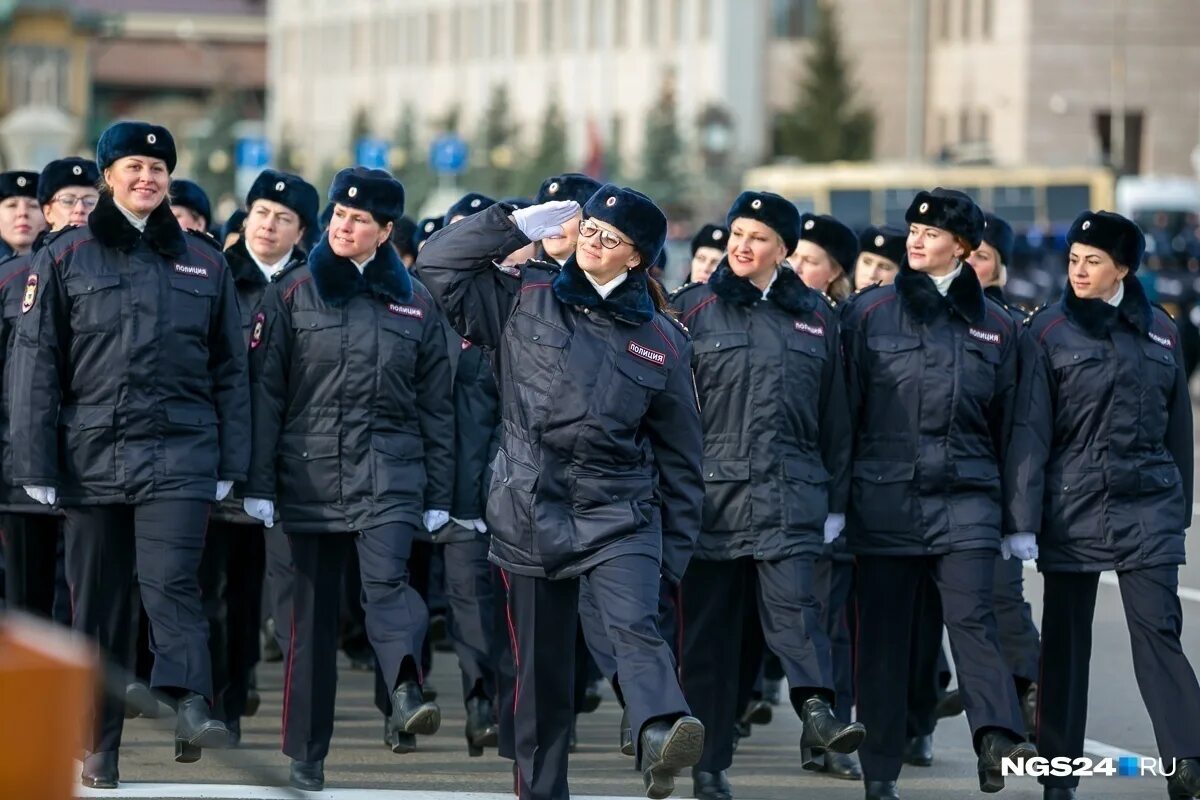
[511,200,581,242]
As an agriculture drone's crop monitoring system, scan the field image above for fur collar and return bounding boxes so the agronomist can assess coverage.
[707,259,819,315]
[551,256,655,324]
[1062,275,1152,339]
[308,236,412,307]
[894,258,986,325]
[224,239,270,288]
[88,192,187,260]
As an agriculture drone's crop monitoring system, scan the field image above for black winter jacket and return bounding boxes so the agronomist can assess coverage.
[8,195,250,505]
[670,261,850,561]
[840,262,1019,555]
[414,205,704,582]
[245,238,453,534]
[1005,277,1193,573]
[450,338,500,526]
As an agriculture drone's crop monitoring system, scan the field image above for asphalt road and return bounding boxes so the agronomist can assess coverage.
[78,475,1200,799]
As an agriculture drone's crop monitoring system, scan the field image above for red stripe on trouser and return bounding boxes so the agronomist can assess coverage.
[500,569,521,797]
[281,608,296,751]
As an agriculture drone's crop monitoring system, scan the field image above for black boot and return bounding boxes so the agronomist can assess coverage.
[389,681,441,736]
[763,678,783,706]
[465,695,498,756]
[1021,682,1038,740]
[174,692,230,764]
[124,681,159,719]
[820,751,863,780]
[1168,757,1200,798]
[226,717,242,748]
[692,768,733,800]
[1042,788,1075,799]
[865,780,900,800]
[244,670,261,717]
[799,696,866,769]
[289,758,324,792]
[81,751,119,790]
[383,718,417,754]
[740,699,773,726]
[977,729,1037,793]
[936,688,964,719]
[903,734,934,767]
[639,716,705,800]
[581,679,603,713]
[620,706,634,756]
[569,715,578,754]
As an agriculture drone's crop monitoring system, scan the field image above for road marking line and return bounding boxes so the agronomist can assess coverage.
[77,785,655,800]
[1021,562,1200,603]
[1084,738,1151,760]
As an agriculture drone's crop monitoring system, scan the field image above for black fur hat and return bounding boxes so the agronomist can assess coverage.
[535,173,601,206]
[0,171,38,201]
[905,188,985,249]
[247,169,319,232]
[799,213,859,271]
[445,192,496,225]
[726,191,801,253]
[96,121,177,173]
[690,223,728,256]
[981,213,1014,267]
[221,209,247,241]
[414,216,444,248]
[37,158,99,205]
[329,167,405,224]
[1067,210,1145,272]
[169,179,212,229]
[582,183,667,263]
[502,196,533,210]
[390,216,418,260]
[858,224,907,265]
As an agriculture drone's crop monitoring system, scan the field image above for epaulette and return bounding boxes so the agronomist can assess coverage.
[40,226,79,248]
[819,290,836,308]
[1022,303,1052,327]
[669,280,703,301]
[185,228,223,252]
[271,259,305,282]
[524,259,561,275]
[1152,302,1176,321]
[658,310,692,338]
[840,282,885,307]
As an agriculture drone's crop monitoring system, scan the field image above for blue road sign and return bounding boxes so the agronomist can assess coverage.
[429,134,469,175]
[235,137,271,169]
[356,138,391,170]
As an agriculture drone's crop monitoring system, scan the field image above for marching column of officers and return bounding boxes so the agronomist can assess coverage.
[0,119,1198,800]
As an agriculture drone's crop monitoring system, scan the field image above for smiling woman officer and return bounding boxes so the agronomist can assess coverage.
[415,187,705,800]
[7,121,249,789]
[1007,211,1200,800]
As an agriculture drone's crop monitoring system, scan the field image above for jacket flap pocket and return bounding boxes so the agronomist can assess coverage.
[292,310,343,331]
[955,459,999,481]
[852,460,915,483]
[163,403,217,427]
[784,457,831,483]
[1048,470,1106,494]
[1141,341,1175,366]
[1050,347,1105,369]
[572,473,652,505]
[694,331,749,355]
[279,432,339,460]
[512,312,569,348]
[703,458,751,482]
[371,432,420,459]
[492,449,538,492]
[786,334,828,359]
[65,273,121,297]
[379,314,419,339]
[615,356,669,390]
[60,404,115,431]
[866,335,920,353]
[964,340,1001,364]
[1139,463,1180,492]
[168,274,219,297]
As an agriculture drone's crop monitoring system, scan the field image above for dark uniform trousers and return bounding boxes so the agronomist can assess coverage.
[503,553,688,800]
[198,520,265,722]
[264,526,293,656]
[682,555,833,772]
[282,522,427,762]
[1038,567,1200,790]
[578,572,682,687]
[992,554,1039,687]
[906,574,952,739]
[856,551,1025,782]
[814,557,857,723]
[2,513,66,621]
[64,501,213,754]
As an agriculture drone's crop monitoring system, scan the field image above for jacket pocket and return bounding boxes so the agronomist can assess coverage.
[292,310,344,363]
[701,457,752,533]
[1045,470,1106,540]
[946,458,1001,531]
[509,312,569,391]
[168,274,218,336]
[1137,462,1187,533]
[65,274,121,333]
[784,333,826,397]
[486,448,538,554]
[371,432,424,508]
[850,459,915,533]
[162,402,219,480]
[782,457,830,530]
[379,315,420,375]
[568,471,649,551]
[605,355,668,426]
[59,404,117,484]
[278,432,340,503]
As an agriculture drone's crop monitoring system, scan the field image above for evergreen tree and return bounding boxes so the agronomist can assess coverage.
[639,74,688,210]
[521,96,568,191]
[468,85,523,197]
[774,0,875,162]
[392,104,435,216]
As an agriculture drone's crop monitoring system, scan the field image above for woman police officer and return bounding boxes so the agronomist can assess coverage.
[853,225,906,289]
[8,122,249,787]
[840,188,1036,800]
[670,192,864,800]
[1006,210,1200,800]
[415,186,706,800]
[790,214,857,303]
[243,167,453,792]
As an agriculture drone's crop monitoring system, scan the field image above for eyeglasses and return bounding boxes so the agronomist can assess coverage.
[578,218,632,250]
[53,194,99,210]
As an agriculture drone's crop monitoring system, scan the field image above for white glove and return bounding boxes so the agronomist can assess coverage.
[423,509,450,533]
[823,513,846,545]
[243,497,275,529]
[511,200,580,241]
[215,481,234,502]
[24,485,56,505]
[451,517,488,534]
[1002,532,1038,561]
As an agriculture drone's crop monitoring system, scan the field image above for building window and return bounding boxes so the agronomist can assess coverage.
[698,0,710,39]
[981,0,992,38]
[978,109,990,143]
[515,0,529,56]
[614,0,627,43]
[772,0,817,39]
[670,0,683,43]
[961,0,973,39]
[542,0,556,51]
[644,0,658,45]
[938,0,952,40]
[959,109,971,142]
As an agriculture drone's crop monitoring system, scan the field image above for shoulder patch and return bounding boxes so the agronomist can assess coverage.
[20,273,38,313]
[495,262,521,278]
[249,310,266,349]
